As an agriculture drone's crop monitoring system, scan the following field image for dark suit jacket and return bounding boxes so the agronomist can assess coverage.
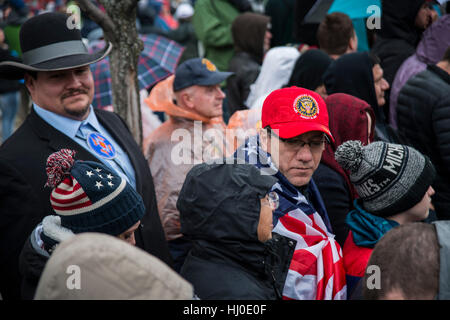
[0,108,172,300]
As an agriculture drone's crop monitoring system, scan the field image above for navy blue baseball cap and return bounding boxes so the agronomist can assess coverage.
[173,58,233,92]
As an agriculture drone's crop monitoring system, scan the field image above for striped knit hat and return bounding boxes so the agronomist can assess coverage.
[44,149,145,235]
[335,140,436,217]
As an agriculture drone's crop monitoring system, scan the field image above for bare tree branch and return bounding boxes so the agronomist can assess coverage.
[75,0,143,145]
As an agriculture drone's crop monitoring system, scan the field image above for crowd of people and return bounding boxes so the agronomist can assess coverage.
[0,0,449,301]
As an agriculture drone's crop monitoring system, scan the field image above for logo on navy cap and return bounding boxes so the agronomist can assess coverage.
[201,58,217,72]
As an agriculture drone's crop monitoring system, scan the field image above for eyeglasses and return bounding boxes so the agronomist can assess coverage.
[261,191,279,211]
[279,136,328,153]
[267,128,328,152]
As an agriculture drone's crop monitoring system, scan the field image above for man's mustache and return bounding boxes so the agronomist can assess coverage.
[61,89,88,99]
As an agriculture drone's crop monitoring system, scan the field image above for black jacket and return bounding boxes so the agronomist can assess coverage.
[313,163,351,247]
[265,0,295,47]
[396,65,450,219]
[371,0,426,118]
[18,227,48,300]
[292,0,319,46]
[180,232,295,299]
[0,108,172,300]
[177,162,295,300]
[227,51,261,114]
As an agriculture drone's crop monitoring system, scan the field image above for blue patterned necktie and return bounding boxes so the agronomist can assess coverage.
[76,122,91,140]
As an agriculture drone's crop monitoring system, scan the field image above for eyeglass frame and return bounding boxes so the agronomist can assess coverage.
[260,191,279,211]
[264,127,330,151]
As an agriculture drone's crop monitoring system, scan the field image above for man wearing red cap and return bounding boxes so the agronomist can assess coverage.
[260,88,335,189]
[234,86,346,300]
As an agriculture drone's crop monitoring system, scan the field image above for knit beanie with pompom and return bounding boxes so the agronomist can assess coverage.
[334,140,436,217]
[44,149,145,235]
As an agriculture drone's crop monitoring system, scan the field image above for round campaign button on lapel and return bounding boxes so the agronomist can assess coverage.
[86,132,117,159]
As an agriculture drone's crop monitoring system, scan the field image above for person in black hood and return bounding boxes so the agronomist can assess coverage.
[226,12,271,116]
[286,49,332,99]
[265,0,295,47]
[323,51,399,143]
[177,162,295,300]
[371,0,437,120]
[292,0,320,46]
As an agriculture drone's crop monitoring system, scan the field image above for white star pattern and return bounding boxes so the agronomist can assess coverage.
[293,191,306,204]
[95,181,103,189]
[86,170,94,177]
[98,174,103,179]
[107,181,114,187]
[272,182,283,192]
[95,168,102,172]
[243,145,258,156]
[106,174,113,180]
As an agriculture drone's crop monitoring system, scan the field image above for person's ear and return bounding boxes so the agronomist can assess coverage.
[180,90,195,110]
[24,73,35,96]
[259,127,282,167]
[349,31,358,52]
[258,127,270,153]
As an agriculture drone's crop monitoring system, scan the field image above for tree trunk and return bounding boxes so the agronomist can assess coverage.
[76,0,143,146]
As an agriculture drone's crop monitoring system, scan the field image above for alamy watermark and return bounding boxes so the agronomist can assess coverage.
[66,4,81,30]
[366,264,381,290]
[169,122,280,175]
[366,5,381,30]
[66,265,81,290]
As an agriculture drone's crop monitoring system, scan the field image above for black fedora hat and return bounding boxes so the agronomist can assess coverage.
[0,12,112,80]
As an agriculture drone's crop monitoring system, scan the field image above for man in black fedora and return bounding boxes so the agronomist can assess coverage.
[0,12,172,299]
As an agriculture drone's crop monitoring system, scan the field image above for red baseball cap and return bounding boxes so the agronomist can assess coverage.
[261,86,334,142]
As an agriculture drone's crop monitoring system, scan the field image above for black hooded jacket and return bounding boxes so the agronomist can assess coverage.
[377,0,426,45]
[293,0,320,46]
[177,163,295,300]
[371,0,427,117]
[397,65,450,219]
[287,49,332,90]
[323,51,399,143]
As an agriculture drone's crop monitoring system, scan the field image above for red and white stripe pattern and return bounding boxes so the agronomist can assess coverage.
[50,177,93,215]
[273,209,347,300]
[50,176,127,216]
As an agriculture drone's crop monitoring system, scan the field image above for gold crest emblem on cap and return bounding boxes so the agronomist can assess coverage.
[293,94,319,119]
[202,58,217,72]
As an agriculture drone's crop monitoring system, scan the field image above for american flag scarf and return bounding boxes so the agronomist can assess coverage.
[234,136,347,300]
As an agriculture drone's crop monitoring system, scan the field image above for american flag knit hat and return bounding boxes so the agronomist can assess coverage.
[44,149,145,235]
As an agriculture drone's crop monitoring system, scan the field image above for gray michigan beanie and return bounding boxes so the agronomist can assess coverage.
[334,140,436,217]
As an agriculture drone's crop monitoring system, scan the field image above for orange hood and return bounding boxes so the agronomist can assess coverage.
[144,75,224,124]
